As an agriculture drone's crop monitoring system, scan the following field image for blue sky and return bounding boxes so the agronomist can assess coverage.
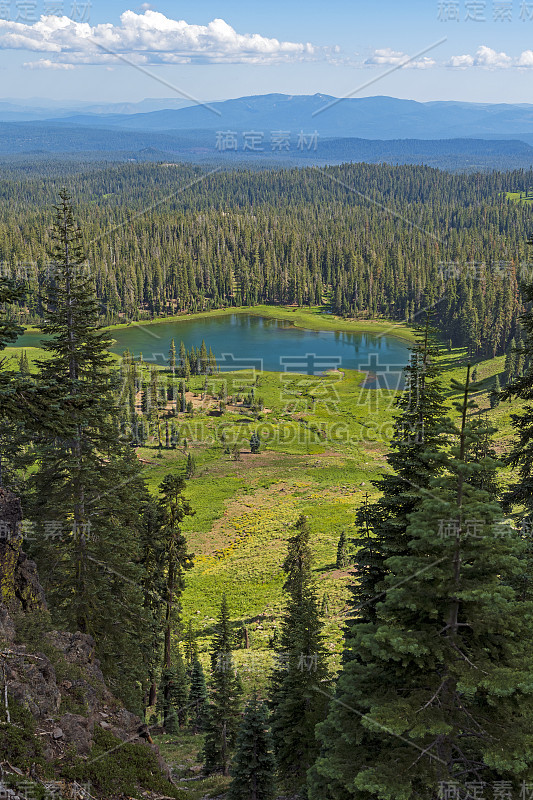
[1,0,533,104]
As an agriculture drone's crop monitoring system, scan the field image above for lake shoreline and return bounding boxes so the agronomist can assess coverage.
[102,305,416,344]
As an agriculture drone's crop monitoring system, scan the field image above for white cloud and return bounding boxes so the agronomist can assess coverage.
[23,58,76,69]
[518,49,533,67]
[447,45,512,69]
[364,48,435,69]
[448,54,475,68]
[0,10,319,67]
[363,44,533,72]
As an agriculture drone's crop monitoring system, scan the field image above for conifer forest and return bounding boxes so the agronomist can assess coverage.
[3,154,533,800]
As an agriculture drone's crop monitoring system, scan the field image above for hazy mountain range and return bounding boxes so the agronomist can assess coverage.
[2,94,533,170]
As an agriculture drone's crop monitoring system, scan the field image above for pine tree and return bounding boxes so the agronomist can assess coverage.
[269,515,329,797]
[185,452,196,478]
[335,530,348,568]
[169,338,176,376]
[490,373,501,408]
[189,659,209,733]
[309,370,533,798]
[501,272,533,600]
[228,694,276,800]
[179,340,187,375]
[203,595,243,775]
[184,619,199,667]
[18,350,30,375]
[27,191,151,709]
[200,339,208,374]
[173,646,189,726]
[138,498,166,711]
[158,474,194,670]
[504,337,517,383]
[250,431,260,454]
[350,317,447,634]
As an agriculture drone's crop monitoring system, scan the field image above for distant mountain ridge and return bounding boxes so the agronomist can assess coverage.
[3,94,533,171]
[43,93,533,140]
[0,121,532,172]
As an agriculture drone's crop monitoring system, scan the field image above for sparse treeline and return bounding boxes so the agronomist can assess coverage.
[1,163,533,355]
[115,344,264,448]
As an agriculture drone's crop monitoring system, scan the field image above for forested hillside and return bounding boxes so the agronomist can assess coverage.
[1,162,533,357]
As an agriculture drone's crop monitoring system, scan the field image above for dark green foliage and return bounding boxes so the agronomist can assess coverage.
[158,473,194,669]
[335,530,348,568]
[350,318,446,632]
[269,515,329,797]
[505,337,517,383]
[185,452,196,477]
[158,651,189,730]
[203,596,243,775]
[189,658,209,732]
[26,191,151,710]
[250,431,261,454]
[228,694,276,800]
[0,700,47,770]
[490,373,501,407]
[309,372,533,799]
[184,619,199,667]
[62,726,183,799]
[501,272,533,600]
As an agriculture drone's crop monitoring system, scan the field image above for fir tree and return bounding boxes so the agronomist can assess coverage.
[173,646,189,726]
[158,474,194,670]
[228,694,276,800]
[504,337,517,383]
[335,530,348,568]
[185,452,196,478]
[203,595,243,775]
[350,316,447,634]
[309,370,533,799]
[250,431,261,454]
[184,619,199,667]
[189,659,209,733]
[490,373,501,408]
[27,191,151,709]
[269,515,329,797]
[18,350,30,375]
[500,269,533,600]
[169,338,176,376]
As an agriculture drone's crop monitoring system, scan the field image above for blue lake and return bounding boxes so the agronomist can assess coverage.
[16,312,410,383]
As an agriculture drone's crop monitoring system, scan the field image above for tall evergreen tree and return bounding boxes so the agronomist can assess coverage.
[269,515,329,797]
[504,337,517,383]
[490,373,501,408]
[350,317,447,634]
[501,269,533,600]
[228,694,276,800]
[335,530,348,569]
[203,595,243,775]
[309,371,533,798]
[189,658,209,733]
[158,473,194,670]
[169,338,176,376]
[27,191,150,709]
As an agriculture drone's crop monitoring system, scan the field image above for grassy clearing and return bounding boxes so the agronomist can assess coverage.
[506,190,533,204]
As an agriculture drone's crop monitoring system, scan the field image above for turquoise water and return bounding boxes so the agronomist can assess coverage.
[16,312,410,383]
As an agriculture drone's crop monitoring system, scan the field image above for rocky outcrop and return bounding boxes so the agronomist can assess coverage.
[0,488,46,612]
[0,489,173,798]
